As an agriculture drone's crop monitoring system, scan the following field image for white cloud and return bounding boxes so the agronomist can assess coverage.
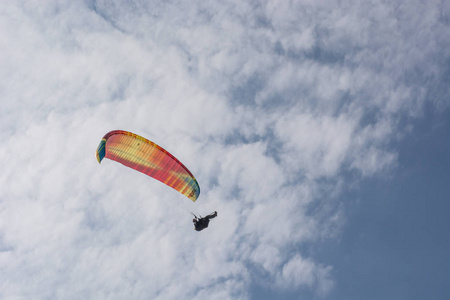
[276,254,334,297]
[275,112,356,178]
[0,0,448,299]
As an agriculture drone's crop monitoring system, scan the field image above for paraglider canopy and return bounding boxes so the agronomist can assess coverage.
[96,130,200,201]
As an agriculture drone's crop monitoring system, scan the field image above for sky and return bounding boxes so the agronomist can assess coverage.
[0,1,449,299]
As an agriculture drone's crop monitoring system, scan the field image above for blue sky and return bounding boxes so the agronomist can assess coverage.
[318,107,450,300]
[1,1,449,299]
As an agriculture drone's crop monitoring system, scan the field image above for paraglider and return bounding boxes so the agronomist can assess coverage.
[192,211,218,231]
[96,130,217,231]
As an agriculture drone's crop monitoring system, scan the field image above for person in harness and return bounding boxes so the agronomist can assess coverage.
[193,211,218,231]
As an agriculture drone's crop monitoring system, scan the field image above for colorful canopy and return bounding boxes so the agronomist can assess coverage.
[96,130,200,201]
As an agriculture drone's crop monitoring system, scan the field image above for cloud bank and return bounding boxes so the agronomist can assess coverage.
[1,0,449,299]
